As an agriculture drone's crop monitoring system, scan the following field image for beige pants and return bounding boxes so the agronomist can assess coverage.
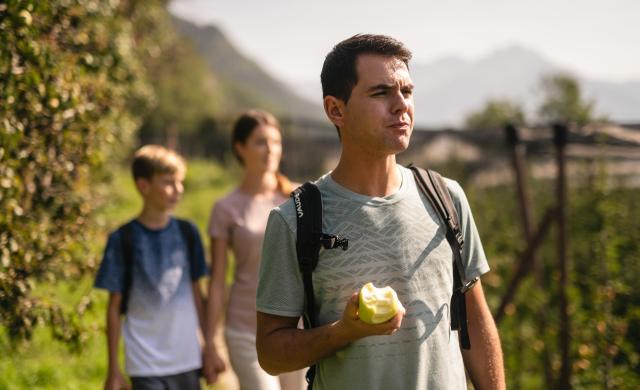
[225,327,306,390]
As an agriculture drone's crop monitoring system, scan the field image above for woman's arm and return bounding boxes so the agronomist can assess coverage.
[202,237,229,384]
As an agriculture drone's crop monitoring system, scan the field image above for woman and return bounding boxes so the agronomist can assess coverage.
[203,110,304,390]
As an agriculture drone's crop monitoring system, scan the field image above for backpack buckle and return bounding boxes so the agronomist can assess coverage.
[460,277,479,294]
[320,234,349,251]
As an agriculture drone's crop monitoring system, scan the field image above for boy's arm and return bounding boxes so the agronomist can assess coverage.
[104,293,130,390]
[256,292,405,375]
[191,281,206,334]
[461,280,506,390]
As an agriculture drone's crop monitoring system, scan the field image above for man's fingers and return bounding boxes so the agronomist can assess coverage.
[346,291,359,318]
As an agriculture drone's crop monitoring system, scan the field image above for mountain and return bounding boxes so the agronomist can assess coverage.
[170,16,324,120]
[409,45,640,127]
[294,45,640,127]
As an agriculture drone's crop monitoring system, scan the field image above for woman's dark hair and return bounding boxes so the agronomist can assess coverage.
[231,109,281,165]
[231,110,293,195]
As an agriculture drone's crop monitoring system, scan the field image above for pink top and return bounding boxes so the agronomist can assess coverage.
[208,189,288,334]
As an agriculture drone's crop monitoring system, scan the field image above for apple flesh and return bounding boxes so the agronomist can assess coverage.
[358,282,403,324]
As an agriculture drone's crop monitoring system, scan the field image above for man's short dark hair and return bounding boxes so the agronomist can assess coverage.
[321,34,412,103]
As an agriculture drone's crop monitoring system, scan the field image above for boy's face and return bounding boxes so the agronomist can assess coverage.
[326,54,415,157]
[136,171,184,212]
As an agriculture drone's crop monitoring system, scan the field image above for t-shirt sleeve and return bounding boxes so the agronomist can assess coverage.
[208,200,232,240]
[189,222,209,280]
[256,207,305,318]
[94,231,125,293]
[446,180,490,282]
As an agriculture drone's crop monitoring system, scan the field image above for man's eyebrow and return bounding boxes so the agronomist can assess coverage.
[366,83,393,92]
[366,83,414,92]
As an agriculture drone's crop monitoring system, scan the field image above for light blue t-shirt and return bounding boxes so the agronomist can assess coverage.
[257,166,490,389]
[95,218,207,377]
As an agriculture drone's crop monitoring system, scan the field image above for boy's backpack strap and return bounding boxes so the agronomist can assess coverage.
[118,220,136,315]
[408,165,477,349]
[176,218,198,280]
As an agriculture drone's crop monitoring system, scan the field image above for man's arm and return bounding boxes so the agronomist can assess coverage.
[461,280,506,390]
[104,293,131,390]
[256,292,405,375]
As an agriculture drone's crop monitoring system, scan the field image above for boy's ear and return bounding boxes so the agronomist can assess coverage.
[134,177,150,195]
[323,96,346,129]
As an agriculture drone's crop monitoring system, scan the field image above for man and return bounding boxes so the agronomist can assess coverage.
[256,34,505,389]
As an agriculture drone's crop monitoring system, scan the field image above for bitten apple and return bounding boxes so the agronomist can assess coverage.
[358,282,404,324]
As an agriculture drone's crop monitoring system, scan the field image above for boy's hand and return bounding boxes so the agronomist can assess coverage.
[104,369,130,390]
[202,344,226,385]
[337,291,405,341]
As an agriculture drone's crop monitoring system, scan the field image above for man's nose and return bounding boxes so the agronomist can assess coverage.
[391,91,411,114]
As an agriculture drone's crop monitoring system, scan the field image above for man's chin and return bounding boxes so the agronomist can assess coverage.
[387,135,411,154]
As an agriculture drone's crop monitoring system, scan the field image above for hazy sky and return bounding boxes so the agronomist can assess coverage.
[169,0,640,86]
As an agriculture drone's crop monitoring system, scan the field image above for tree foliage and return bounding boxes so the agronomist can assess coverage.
[538,73,595,126]
[0,0,160,346]
[471,165,640,387]
[465,99,526,130]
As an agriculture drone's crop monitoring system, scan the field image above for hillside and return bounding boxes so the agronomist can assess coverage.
[171,16,324,120]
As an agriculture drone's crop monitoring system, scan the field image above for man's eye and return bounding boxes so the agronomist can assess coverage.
[372,91,385,96]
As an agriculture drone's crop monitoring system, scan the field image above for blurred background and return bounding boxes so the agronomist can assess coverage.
[1,0,639,388]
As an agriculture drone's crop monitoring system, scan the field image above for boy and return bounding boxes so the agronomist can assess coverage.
[95,145,208,390]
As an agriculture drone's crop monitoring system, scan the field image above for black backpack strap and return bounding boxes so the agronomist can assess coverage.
[409,166,477,349]
[292,182,322,389]
[118,221,136,315]
[176,218,197,280]
[292,182,348,389]
[292,183,323,328]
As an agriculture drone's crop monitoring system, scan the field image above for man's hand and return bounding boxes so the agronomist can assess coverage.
[256,290,405,375]
[104,368,130,390]
[202,343,227,385]
[335,291,405,341]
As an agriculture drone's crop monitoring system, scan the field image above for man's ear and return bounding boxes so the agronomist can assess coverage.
[323,96,346,129]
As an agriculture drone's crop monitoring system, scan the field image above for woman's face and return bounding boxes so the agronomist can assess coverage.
[235,124,282,173]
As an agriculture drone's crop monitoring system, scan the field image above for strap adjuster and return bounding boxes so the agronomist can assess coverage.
[460,277,479,294]
[320,234,349,251]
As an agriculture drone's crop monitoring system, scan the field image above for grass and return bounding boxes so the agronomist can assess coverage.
[0,159,238,390]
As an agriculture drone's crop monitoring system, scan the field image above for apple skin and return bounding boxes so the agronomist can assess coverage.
[358,282,403,325]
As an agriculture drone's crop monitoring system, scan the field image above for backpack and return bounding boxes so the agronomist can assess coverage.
[291,166,478,389]
[117,218,198,315]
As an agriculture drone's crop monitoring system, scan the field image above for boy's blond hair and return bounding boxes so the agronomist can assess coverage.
[131,145,186,180]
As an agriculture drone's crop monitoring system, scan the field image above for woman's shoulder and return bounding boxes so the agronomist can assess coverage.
[212,188,246,210]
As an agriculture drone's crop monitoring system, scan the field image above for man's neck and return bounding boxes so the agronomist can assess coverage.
[331,153,401,197]
[137,206,172,230]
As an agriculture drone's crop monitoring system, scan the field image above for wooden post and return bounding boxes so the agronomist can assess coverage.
[553,123,571,389]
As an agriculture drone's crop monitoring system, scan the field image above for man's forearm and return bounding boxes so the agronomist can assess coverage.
[256,313,353,375]
[461,281,506,390]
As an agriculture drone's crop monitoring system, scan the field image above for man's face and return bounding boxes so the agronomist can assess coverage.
[340,54,414,156]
